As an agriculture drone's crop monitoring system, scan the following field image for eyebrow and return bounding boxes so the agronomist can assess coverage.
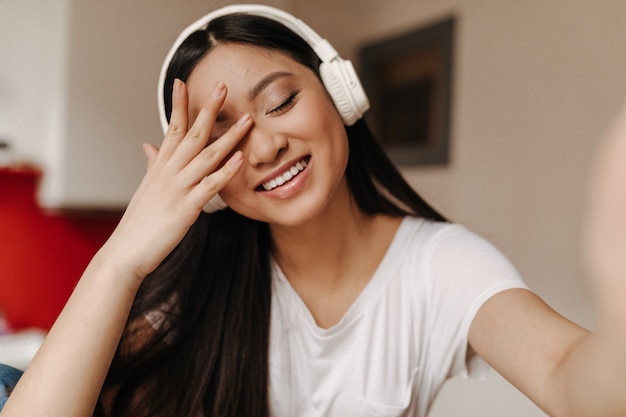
[248,71,295,101]
[213,71,296,123]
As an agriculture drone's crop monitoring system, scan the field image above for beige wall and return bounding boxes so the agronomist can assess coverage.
[0,0,292,208]
[294,0,626,415]
[0,0,71,203]
[60,0,294,207]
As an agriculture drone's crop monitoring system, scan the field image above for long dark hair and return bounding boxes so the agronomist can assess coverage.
[99,12,445,417]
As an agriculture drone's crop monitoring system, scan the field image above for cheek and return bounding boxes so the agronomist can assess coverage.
[325,119,350,169]
[332,140,350,185]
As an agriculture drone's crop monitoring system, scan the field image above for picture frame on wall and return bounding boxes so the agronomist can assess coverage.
[360,16,455,166]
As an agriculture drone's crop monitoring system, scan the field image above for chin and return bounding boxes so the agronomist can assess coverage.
[232,197,330,228]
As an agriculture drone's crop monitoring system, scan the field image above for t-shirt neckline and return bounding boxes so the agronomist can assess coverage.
[272,216,417,336]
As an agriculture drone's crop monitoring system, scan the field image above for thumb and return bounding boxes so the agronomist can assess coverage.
[142,143,160,169]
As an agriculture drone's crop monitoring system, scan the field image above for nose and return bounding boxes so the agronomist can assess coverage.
[244,121,288,166]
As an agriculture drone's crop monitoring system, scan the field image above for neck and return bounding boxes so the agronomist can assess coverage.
[271,204,365,276]
[268,182,402,329]
[269,181,401,289]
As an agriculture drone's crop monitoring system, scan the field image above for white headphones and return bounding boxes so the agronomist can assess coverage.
[157,4,370,213]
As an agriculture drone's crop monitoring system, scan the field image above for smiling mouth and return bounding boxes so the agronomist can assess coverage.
[257,156,310,191]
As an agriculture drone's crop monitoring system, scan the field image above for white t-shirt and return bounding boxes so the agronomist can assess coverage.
[268,217,528,417]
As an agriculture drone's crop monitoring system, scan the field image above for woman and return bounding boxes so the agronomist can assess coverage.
[2,4,626,417]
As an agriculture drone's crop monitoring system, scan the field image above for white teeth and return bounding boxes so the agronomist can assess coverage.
[262,158,308,191]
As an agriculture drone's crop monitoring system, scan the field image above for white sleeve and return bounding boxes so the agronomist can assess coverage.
[424,224,528,381]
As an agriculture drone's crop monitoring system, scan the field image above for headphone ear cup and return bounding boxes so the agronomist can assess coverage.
[320,59,370,126]
[202,193,228,213]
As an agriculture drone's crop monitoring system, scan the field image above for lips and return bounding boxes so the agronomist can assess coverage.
[258,156,310,191]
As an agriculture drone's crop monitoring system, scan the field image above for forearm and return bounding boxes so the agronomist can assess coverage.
[0,78,248,417]
[1,249,143,417]
[551,322,626,417]
[559,100,626,416]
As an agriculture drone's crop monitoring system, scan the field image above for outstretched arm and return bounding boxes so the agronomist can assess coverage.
[0,80,251,417]
[554,101,626,416]
[469,103,626,417]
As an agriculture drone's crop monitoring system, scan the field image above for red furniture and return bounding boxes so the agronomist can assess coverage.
[0,167,122,330]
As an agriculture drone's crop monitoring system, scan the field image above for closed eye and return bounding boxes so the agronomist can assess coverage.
[267,91,299,115]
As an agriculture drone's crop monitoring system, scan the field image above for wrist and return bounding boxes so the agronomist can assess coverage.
[88,243,149,293]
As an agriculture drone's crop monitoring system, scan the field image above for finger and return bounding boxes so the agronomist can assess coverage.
[178,113,252,186]
[168,82,227,171]
[142,143,159,170]
[187,150,244,210]
[157,78,189,162]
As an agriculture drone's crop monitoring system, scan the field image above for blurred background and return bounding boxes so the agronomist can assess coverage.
[2,0,626,415]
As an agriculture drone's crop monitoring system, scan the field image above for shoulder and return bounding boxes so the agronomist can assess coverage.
[392,216,526,294]
[394,216,500,263]
[383,218,529,381]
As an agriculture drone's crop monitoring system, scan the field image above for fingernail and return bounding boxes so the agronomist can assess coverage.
[173,79,183,97]
[211,82,225,99]
[237,113,251,127]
